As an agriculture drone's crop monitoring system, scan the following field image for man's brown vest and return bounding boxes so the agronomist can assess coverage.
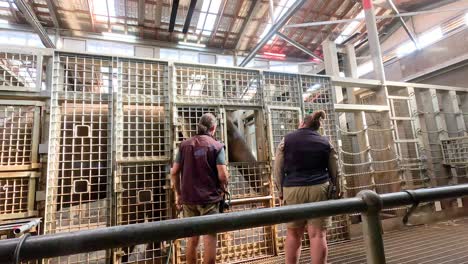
[179,135,224,204]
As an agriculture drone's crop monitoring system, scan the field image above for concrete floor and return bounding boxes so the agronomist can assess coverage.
[248,217,468,263]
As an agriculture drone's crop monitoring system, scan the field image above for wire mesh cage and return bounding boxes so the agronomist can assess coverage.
[45,52,113,264]
[441,137,468,166]
[174,63,262,106]
[175,201,275,264]
[174,106,225,149]
[268,108,301,156]
[228,162,270,199]
[0,103,40,171]
[301,75,337,146]
[0,171,38,220]
[0,50,39,92]
[115,58,170,162]
[263,72,301,107]
[115,162,172,264]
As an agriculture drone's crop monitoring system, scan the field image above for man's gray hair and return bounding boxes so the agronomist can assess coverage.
[197,113,217,135]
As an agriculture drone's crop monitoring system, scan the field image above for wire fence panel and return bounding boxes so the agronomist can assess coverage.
[115,58,170,162]
[228,162,270,199]
[0,172,38,220]
[263,72,301,107]
[268,108,301,156]
[174,63,262,106]
[301,74,338,146]
[176,201,275,264]
[441,137,468,165]
[0,103,40,171]
[174,106,225,149]
[0,50,40,92]
[115,162,171,264]
[45,52,114,264]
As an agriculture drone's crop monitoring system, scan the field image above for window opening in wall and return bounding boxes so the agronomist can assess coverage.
[74,125,91,137]
[73,180,90,194]
[137,190,153,203]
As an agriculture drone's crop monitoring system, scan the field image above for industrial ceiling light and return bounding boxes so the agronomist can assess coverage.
[178,41,206,48]
[263,52,286,57]
[102,32,137,40]
[0,19,8,24]
[465,13,468,25]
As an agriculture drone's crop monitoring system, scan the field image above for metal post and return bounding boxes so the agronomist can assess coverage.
[362,0,385,82]
[386,0,419,49]
[358,190,386,264]
[268,0,275,24]
[239,0,308,66]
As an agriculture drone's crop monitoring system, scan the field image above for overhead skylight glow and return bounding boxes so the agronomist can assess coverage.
[196,0,223,34]
[357,61,373,77]
[93,0,116,22]
[335,11,364,44]
[257,0,299,44]
[102,32,137,40]
[0,2,9,8]
[418,27,442,48]
[0,19,8,24]
[396,41,417,58]
[465,13,468,25]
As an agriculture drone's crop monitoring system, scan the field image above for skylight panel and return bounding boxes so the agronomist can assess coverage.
[418,27,442,48]
[208,0,222,13]
[396,41,417,58]
[335,10,364,44]
[93,0,116,22]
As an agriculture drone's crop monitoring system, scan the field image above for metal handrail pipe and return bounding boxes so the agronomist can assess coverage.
[1,184,468,262]
[0,198,366,261]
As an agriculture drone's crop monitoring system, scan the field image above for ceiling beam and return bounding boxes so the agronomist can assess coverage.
[239,0,308,66]
[138,0,145,26]
[86,0,96,32]
[169,0,179,32]
[183,0,197,33]
[14,0,55,48]
[234,0,260,50]
[8,0,20,23]
[45,0,60,28]
[386,0,419,49]
[209,0,228,44]
[221,0,245,48]
[276,32,323,61]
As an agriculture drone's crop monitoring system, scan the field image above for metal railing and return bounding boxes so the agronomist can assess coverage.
[1,184,468,263]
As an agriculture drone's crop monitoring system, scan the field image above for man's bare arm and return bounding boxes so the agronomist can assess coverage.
[217,164,229,190]
[274,139,285,199]
[171,163,182,210]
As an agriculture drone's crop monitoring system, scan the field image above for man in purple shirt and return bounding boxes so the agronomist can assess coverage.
[171,113,229,264]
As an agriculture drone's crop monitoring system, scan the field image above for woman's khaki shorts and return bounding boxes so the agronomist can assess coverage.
[283,182,331,229]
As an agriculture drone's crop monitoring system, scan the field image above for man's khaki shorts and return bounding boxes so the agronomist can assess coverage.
[283,182,331,229]
[183,202,219,217]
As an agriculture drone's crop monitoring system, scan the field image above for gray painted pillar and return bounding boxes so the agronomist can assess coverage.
[322,39,340,76]
[362,0,386,82]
